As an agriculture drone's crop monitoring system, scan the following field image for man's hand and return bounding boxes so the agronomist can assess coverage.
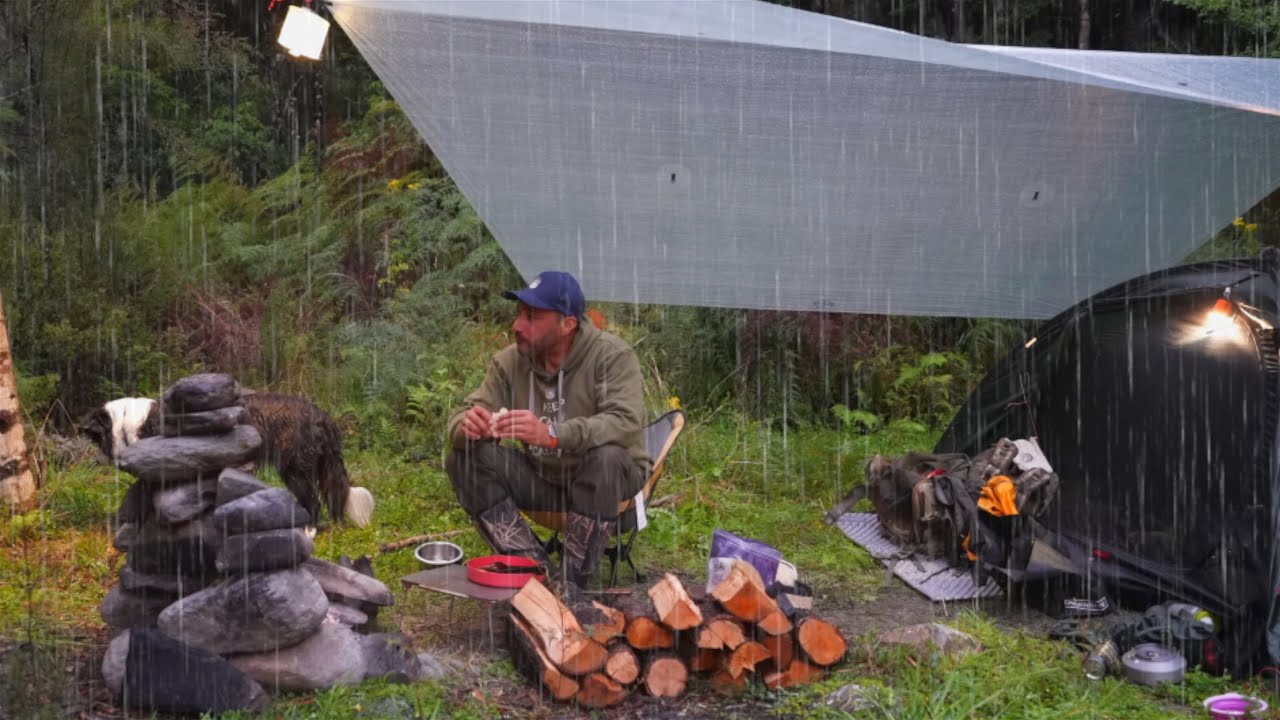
[459,405,495,440]
[490,409,554,447]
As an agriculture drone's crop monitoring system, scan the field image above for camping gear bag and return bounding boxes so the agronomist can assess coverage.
[865,437,1061,576]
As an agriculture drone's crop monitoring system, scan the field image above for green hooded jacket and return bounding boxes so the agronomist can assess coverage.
[447,320,649,475]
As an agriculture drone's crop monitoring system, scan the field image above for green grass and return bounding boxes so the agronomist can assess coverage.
[0,415,1269,719]
[766,613,1246,719]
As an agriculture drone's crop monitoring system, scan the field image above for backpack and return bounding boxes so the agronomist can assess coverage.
[866,438,1061,578]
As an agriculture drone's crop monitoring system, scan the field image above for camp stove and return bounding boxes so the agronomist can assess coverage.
[1120,643,1186,686]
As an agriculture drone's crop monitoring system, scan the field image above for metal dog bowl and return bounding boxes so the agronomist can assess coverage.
[414,541,464,566]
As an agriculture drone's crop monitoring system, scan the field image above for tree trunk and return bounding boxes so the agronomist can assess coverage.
[1079,0,1091,49]
[0,289,35,511]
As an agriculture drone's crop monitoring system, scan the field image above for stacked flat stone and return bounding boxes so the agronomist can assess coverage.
[99,374,411,715]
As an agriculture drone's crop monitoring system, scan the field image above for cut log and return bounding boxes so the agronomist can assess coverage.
[686,647,721,673]
[710,667,749,694]
[727,640,771,678]
[511,578,607,675]
[760,631,794,674]
[711,559,780,623]
[796,616,848,666]
[647,573,703,631]
[604,644,640,685]
[642,653,689,698]
[697,616,747,651]
[584,601,627,645]
[625,616,674,651]
[757,608,794,636]
[575,672,626,708]
[763,658,827,690]
[507,615,580,701]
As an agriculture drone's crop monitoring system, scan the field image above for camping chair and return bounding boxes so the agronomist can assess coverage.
[525,409,685,587]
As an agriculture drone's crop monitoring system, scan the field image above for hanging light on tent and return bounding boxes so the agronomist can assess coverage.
[277,3,330,61]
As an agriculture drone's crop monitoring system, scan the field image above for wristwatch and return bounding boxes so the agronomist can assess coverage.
[546,423,559,449]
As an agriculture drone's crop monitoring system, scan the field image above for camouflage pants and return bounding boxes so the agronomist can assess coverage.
[446,441,644,519]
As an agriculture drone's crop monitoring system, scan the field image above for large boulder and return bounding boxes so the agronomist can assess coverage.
[152,480,216,526]
[119,566,212,596]
[99,585,175,630]
[215,467,270,506]
[227,621,366,692]
[126,514,220,577]
[878,623,982,659]
[101,630,131,696]
[302,558,394,608]
[113,522,138,552]
[117,426,262,484]
[155,406,247,437]
[213,487,310,534]
[359,633,425,684]
[216,528,314,573]
[157,568,328,655]
[162,373,241,414]
[115,627,269,715]
[115,481,153,525]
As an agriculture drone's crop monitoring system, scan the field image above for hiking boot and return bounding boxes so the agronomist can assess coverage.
[473,498,553,569]
[563,512,617,590]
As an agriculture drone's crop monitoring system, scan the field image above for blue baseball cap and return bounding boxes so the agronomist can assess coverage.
[503,271,586,318]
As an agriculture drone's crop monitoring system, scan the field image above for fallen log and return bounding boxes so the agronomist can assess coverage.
[511,579,607,675]
[763,658,827,690]
[647,573,703,631]
[507,615,580,701]
[379,528,467,553]
[576,672,627,708]
[727,640,771,679]
[796,616,848,666]
[642,653,689,698]
[604,644,640,685]
[711,559,780,623]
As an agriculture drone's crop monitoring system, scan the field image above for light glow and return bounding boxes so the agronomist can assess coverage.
[1203,297,1237,336]
[278,5,330,61]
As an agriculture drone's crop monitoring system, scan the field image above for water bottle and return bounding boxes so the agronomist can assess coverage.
[1167,603,1215,632]
[1083,638,1121,680]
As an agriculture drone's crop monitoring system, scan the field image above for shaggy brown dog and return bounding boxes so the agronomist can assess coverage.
[80,393,373,527]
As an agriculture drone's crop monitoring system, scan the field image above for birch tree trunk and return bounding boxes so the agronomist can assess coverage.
[0,289,35,511]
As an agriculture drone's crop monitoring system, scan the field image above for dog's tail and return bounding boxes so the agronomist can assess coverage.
[344,486,375,528]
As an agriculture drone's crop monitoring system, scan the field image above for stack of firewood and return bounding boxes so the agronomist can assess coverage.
[507,559,848,708]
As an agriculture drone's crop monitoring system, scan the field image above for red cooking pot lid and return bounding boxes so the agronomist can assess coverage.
[466,554,547,588]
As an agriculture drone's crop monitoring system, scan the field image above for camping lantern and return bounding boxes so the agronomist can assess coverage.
[278,4,330,60]
[1204,297,1237,336]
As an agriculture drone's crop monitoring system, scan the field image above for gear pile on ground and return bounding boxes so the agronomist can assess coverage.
[98,373,408,716]
[506,560,848,708]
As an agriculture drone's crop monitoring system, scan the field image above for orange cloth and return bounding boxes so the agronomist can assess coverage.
[977,475,1019,517]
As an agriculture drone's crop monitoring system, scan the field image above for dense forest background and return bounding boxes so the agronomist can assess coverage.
[1,0,1276,457]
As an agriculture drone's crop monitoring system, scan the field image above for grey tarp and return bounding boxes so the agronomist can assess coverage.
[329,0,1280,319]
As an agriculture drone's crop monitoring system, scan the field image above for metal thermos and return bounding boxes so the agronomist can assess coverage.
[1083,638,1121,680]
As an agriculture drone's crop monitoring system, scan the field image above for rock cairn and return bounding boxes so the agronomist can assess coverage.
[99,373,413,715]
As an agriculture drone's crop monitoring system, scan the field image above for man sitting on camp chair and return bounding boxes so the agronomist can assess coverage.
[445,270,650,590]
